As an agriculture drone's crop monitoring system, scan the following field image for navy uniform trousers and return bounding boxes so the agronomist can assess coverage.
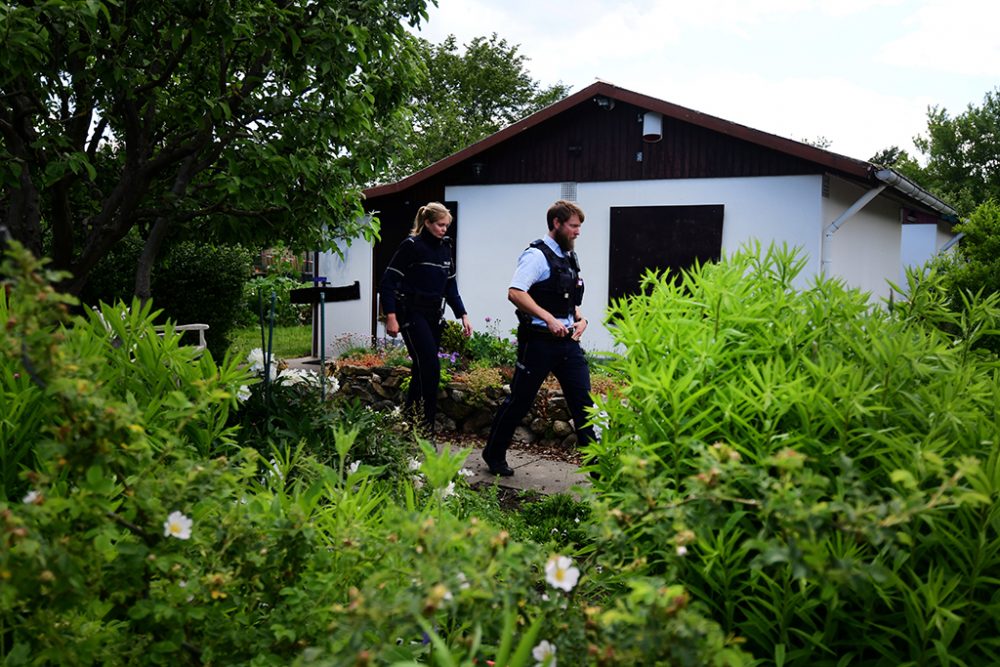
[399,310,443,431]
[484,333,596,466]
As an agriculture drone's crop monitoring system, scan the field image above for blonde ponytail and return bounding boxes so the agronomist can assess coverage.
[410,202,452,235]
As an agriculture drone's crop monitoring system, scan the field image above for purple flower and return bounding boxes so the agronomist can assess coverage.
[484,316,492,323]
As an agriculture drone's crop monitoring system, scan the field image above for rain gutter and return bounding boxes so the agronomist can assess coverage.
[820,168,959,273]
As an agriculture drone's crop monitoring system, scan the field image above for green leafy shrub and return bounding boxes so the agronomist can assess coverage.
[440,317,517,369]
[466,317,517,368]
[937,199,1000,354]
[151,242,254,358]
[439,319,469,357]
[516,493,592,550]
[235,374,421,484]
[587,243,1000,665]
[455,365,504,405]
[240,273,311,328]
[0,251,250,499]
[79,238,255,359]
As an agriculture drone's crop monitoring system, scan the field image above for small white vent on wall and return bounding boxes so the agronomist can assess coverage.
[560,182,578,201]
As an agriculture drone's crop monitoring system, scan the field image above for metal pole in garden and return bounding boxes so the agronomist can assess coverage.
[319,288,326,400]
[258,288,276,406]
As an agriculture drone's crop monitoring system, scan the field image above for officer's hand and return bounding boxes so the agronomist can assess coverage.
[461,314,472,337]
[571,318,587,341]
[386,313,400,338]
[546,318,568,337]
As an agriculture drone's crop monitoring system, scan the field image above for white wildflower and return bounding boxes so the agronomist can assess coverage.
[457,468,473,477]
[532,639,557,666]
[592,409,610,440]
[437,481,455,499]
[408,457,422,471]
[277,367,320,386]
[544,555,579,592]
[22,490,40,504]
[347,460,361,475]
[676,545,688,557]
[247,348,278,380]
[236,385,251,402]
[163,511,193,540]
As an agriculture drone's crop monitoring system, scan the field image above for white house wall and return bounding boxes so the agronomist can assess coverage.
[901,224,940,280]
[316,240,373,358]
[448,175,825,354]
[901,217,959,279]
[822,175,901,301]
[318,173,908,357]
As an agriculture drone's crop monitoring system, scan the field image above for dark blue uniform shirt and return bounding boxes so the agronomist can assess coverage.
[380,228,467,319]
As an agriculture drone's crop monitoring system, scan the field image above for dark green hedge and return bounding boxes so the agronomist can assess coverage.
[81,238,253,359]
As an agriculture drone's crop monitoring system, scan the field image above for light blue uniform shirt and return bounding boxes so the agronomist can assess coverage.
[509,236,575,329]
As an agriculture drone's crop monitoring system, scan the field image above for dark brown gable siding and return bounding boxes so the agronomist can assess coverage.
[418,99,822,187]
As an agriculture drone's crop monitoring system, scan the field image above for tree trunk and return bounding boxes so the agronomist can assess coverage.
[133,154,199,302]
[4,167,44,258]
[134,214,172,303]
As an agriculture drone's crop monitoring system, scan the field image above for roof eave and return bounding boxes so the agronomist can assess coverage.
[873,168,958,220]
[363,81,926,205]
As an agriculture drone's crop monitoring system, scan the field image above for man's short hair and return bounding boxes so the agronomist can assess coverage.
[547,200,585,230]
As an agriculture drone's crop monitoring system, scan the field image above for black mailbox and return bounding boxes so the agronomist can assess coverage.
[289,281,361,304]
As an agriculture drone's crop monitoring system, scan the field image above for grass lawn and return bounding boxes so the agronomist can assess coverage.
[228,324,313,361]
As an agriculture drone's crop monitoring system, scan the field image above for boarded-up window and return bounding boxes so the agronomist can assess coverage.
[608,204,724,304]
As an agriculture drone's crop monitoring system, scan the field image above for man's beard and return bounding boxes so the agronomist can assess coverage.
[555,228,575,251]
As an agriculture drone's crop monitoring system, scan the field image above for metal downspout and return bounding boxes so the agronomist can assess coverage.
[940,232,964,252]
[820,182,887,274]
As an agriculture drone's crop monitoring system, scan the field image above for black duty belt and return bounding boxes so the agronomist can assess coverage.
[517,324,576,341]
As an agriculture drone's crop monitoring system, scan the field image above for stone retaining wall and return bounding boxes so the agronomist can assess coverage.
[334,364,581,448]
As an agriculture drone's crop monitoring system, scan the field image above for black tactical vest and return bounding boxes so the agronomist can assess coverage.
[517,239,584,326]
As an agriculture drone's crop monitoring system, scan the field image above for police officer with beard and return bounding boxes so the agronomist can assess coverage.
[381,202,472,433]
[482,200,596,476]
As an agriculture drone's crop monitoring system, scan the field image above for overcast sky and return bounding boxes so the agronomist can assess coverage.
[414,0,999,162]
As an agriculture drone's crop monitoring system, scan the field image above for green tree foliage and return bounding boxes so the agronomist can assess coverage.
[587,244,1000,665]
[0,0,429,298]
[943,199,1000,293]
[380,33,570,180]
[936,199,1000,353]
[912,89,1000,215]
[868,144,923,174]
[873,88,1000,216]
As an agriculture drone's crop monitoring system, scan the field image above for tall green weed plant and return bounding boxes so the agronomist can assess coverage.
[586,243,1000,665]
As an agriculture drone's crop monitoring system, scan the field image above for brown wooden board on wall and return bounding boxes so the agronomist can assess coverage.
[608,204,724,304]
